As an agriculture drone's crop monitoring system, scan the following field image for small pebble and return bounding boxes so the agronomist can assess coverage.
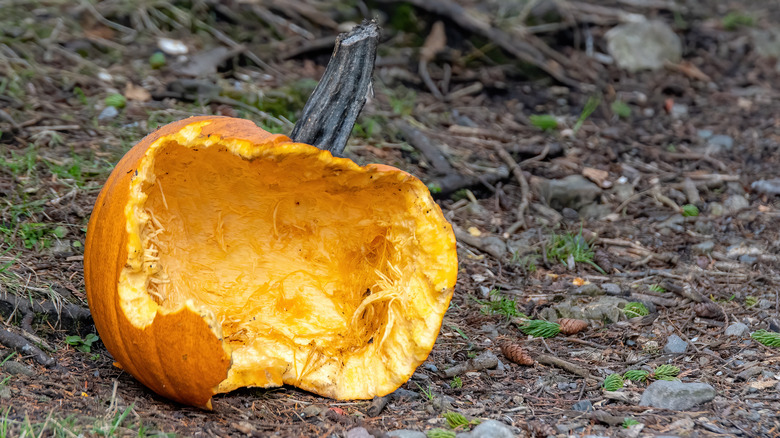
[98,106,119,121]
[663,334,689,354]
[387,431,426,438]
[571,399,593,412]
[725,322,750,337]
[601,283,623,295]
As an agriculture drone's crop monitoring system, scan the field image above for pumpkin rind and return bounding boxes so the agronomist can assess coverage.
[85,116,457,408]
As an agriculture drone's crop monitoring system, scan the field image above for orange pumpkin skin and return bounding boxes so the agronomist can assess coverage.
[85,116,457,408]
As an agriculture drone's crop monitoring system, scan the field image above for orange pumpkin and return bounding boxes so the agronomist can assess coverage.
[84,116,457,408]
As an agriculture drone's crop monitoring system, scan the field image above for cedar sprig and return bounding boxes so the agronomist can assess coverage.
[519,319,561,338]
[751,329,780,347]
[652,364,680,381]
[603,373,624,391]
[623,369,649,383]
[623,302,649,318]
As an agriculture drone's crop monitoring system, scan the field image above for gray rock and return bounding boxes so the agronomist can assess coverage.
[601,283,623,295]
[697,129,713,139]
[611,183,635,203]
[708,202,724,217]
[751,178,780,196]
[582,296,628,323]
[535,175,602,211]
[657,214,684,232]
[387,431,426,438]
[98,105,119,121]
[576,283,604,296]
[0,385,9,399]
[1,361,34,376]
[605,20,682,72]
[724,195,750,214]
[456,420,514,438]
[556,421,587,434]
[752,28,780,58]
[692,240,715,255]
[580,203,613,220]
[664,334,689,354]
[725,322,750,337]
[571,399,594,412]
[670,103,688,119]
[346,427,373,438]
[739,255,758,265]
[706,134,734,153]
[639,380,716,410]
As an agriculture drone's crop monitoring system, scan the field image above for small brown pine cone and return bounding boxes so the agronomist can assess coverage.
[524,421,556,438]
[558,318,589,335]
[500,342,534,366]
[693,302,725,320]
[452,349,469,362]
[593,249,613,273]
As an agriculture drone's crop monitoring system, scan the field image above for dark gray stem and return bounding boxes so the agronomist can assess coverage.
[290,19,379,155]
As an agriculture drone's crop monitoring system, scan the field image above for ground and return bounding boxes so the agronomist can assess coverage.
[1,1,780,437]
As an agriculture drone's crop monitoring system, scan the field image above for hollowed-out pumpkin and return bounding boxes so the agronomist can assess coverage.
[84,116,457,409]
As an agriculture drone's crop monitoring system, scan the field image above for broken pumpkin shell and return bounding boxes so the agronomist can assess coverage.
[84,116,457,409]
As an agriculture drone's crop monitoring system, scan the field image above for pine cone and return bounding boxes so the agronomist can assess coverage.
[500,342,534,366]
[593,249,613,273]
[558,318,588,335]
[693,302,725,320]
[453,349,469,362]
[524,420,556,438]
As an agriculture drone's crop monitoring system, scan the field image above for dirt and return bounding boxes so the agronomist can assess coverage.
[1,1,780,437]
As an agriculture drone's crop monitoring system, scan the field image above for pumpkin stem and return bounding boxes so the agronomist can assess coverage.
[290,19,380,156]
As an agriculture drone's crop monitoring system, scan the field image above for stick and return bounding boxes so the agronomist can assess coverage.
[535,353,598,383]
[385,0,582,88]
[0,327,55,366]
[443,351,499,377]
[0,291,91,323]
[494,143,530,232]
[290,20,379,155]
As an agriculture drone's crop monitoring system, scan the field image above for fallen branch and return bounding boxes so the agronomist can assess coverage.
[0,291,92,323]
[443,351,499,377]
[383,0,582,88]
[394,120,454,175]
[453,225,507,259]
[0,327,55,366]
[494,143,530,233]
[535,353,598,383]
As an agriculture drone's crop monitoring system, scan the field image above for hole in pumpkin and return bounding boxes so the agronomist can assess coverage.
[134,140,424,389]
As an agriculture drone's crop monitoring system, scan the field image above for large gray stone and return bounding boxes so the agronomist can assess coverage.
[606,21,682,72]
[639,380,716,410]
[535,175,602,211]
[387,430,426,438]
[456,420,514,438]
[346,427,373,438]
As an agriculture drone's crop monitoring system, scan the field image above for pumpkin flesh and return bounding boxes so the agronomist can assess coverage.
[86,117,457,408]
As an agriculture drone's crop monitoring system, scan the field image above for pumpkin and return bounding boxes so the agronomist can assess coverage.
[84,116,457,409]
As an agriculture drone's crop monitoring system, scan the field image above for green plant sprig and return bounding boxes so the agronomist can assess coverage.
[603,373,624,391]
[623,302,649,318]
[623,369,649,383]
[519,319,561,338]
[652,364,680,381]
[751,330,780,347]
